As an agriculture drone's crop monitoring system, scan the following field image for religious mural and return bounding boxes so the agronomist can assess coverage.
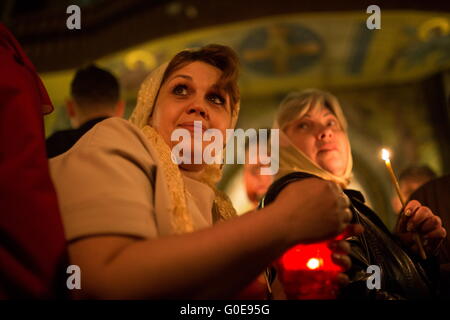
[41,11,450,227]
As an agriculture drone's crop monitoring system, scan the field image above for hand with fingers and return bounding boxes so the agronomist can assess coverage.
[274,178,356,245]
[395,200,447,257]
[328,224,365,287]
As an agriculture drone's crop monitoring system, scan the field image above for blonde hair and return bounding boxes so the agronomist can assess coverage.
[277,89,348,132]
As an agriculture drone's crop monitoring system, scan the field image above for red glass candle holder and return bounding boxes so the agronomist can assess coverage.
[276,240,343,300]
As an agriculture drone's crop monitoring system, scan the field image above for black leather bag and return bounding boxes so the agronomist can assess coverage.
[261,172,436,299]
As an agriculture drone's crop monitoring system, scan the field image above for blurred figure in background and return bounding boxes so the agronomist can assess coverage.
[243,131,274,208]
[0,23,67,299]
[46,65,124,158]
[409,174,450,298]
[236,133,279,299]
[392,165,437,214]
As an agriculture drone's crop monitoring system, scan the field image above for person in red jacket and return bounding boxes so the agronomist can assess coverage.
[0,23,67,299]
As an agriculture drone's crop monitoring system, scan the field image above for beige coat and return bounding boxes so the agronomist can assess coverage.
[50,117,215,242]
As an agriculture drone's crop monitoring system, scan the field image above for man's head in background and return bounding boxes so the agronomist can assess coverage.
[243,130,274,207]
[67,65,124,128]
[392,165,437,213]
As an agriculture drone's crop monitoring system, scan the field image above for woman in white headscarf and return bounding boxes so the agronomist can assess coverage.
[262,89,446,299]
[50,46,355,299]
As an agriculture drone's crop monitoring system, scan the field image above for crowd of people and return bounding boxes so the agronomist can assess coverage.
[1,22,448,299]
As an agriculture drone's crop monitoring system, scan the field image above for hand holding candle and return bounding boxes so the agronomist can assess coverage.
[380,148,427,260]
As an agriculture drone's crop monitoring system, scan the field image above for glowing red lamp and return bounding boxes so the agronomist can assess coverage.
[277,240,343,300]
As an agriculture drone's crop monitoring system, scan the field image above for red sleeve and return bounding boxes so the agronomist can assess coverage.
[0,41,67,298]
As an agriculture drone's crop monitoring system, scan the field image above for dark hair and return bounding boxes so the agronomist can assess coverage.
[71,64,120,109]
[399,165,437,183]
[161,44,240,112]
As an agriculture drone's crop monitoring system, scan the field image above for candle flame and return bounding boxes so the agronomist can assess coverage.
[381,148,390,161]
[306,258,321,270]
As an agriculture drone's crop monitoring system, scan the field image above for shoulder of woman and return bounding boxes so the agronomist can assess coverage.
[87,117,148,147]
[51,117,158,166]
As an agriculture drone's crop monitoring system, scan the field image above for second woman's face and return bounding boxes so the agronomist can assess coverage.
[151,61,233,169]
[284,103,350,177]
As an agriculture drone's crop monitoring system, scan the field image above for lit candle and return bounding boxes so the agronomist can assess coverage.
[380,148,427,259]
[381,149,406,206]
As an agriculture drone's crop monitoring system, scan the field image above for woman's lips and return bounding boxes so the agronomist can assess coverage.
[317,144,339,154]
[177,122,206,133]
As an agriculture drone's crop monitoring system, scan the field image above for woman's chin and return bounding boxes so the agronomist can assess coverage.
[318,162,345,177]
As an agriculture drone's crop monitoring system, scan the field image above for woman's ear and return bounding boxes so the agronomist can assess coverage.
[66,99,76,118]
[114,100,126,117]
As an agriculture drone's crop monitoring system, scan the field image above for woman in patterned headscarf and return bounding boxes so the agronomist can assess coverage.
[262,89,446,299]
[50,45,355,299]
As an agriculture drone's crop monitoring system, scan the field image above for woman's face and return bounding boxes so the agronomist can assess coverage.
[284,103,350,177]
[151,61,233,171]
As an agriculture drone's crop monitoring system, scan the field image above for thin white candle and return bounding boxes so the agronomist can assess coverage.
[380,148,427,259]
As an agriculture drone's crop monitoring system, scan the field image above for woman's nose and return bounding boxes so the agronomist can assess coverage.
[187,100,208,119]
[318,126,333,140]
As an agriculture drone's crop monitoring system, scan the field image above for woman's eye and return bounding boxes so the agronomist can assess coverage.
[208,94,225,105]
[327,120,337,127]
[173,84,188,96]
[297,122,309,129]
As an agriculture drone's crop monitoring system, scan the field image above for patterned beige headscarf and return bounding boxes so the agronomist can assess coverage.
[274,89,353,188]
[129,56,239,234]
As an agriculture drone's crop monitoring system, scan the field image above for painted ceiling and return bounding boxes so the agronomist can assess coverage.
[42,10,450,132]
